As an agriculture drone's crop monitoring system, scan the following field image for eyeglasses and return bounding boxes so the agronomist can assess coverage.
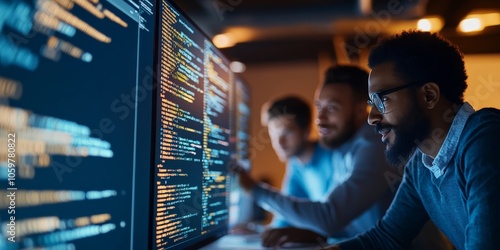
[367,81,425,114]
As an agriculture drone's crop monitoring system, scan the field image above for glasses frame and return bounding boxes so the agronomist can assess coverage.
[368,81,425,114]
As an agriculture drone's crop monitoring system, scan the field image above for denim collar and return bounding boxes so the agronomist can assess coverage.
[421,102,475,178]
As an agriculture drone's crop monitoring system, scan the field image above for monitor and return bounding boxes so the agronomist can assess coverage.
[0,0,155,249]
[0,0,252,249]
[228,78,253,229]
[153,1,240,249]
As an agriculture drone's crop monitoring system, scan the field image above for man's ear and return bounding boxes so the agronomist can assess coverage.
[421,82,440,109]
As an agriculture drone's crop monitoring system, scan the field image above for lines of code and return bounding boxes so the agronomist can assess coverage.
[154,2,231,249]
[0,0,155,248]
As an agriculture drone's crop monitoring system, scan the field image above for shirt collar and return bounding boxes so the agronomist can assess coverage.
[421,102,475,178]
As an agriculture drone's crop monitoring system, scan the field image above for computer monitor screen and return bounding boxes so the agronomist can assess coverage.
[153,1,238,249]
[233,79,251,167]
[0,0,155,249]
[228,78,253,228]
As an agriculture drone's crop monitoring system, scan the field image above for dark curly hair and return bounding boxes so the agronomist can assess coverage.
[263,96,311,131]
[368,30,468,104]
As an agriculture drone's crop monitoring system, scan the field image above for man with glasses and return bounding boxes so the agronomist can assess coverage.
[324,30,500,250]
[232,65,449,248]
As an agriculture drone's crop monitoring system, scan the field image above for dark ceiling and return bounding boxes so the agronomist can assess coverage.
[171,0,500,64]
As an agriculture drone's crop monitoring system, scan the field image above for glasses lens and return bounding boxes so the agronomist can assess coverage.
[374,95,384,113]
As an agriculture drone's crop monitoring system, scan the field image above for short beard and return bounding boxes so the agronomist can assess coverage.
[383,102,431,167]
[320,116,357,149]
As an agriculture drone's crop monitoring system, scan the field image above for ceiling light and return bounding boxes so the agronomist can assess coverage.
[230,61,246,73]
[417,19,431,31]
[458,12,500,33]
[417,17,444,32]
[358,0,372,15]
[459,18,483,33]
[212,33,236,48]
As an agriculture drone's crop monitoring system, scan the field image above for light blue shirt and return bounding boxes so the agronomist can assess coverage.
[272,142,334,227]
[421,103,475,178]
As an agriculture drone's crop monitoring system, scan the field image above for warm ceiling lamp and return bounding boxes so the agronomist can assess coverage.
[417,16,444,32]
[459,18,483,32]
[212,33,236,48]
[458,11,500,33]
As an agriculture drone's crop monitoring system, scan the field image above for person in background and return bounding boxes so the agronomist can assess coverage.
[233,65,451,248]
[324,30,500,250]
[260,96,335,230]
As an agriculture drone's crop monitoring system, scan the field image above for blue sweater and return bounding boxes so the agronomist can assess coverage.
[339,105,500,250]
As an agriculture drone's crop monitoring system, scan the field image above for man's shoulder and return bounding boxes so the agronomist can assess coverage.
[467,108,500,123]
[451,107,500,163]
[462,108,500,136]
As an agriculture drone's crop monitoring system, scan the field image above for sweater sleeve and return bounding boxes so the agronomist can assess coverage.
[252,137,395,236]
[459,110,500,249]
[338,158,431,250]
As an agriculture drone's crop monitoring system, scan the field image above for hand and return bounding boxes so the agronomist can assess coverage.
[228,158,256,192]
[261,227,326,248]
